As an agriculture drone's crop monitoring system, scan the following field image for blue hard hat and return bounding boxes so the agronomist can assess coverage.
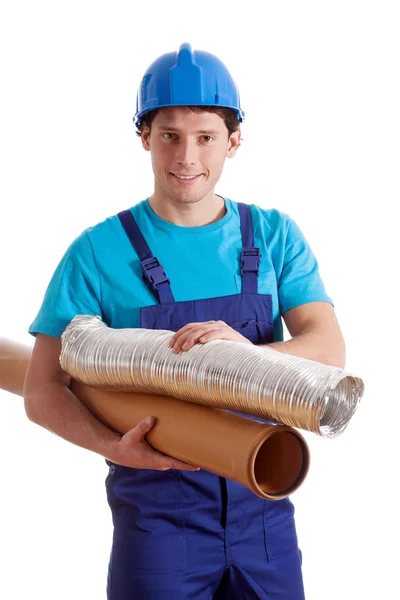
[134,43,245,127]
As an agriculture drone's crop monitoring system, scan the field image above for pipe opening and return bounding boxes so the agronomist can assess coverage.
[254,431,309,496]
[320,376,364,438]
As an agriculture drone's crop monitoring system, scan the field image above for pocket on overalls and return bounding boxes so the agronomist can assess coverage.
[263,500,300,562]
[229,319,257,341]
[229,319,273,344]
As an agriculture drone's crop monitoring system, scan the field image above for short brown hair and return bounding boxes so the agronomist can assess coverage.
[136,106,240,138]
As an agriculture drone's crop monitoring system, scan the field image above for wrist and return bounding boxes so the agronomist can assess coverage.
[98,432,122,463]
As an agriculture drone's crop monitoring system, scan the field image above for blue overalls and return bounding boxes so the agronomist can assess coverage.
[105,203,305,599]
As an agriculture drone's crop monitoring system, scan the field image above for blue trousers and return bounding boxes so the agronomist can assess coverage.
[107,541,304,599]
[106,470,305,599]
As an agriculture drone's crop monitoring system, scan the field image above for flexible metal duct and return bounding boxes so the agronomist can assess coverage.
[60,315,364,438]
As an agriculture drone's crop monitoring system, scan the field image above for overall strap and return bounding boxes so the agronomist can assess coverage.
[237,203,261,294]
[117,209,175,304]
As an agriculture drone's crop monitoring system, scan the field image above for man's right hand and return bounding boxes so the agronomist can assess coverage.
[108,416,200,471]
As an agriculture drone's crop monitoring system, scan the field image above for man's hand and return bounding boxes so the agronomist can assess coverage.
[109,417,200,471]
[169,320,253,354]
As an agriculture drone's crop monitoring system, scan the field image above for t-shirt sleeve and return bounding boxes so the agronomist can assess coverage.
[28,231,104,338]
[278,218,333,314]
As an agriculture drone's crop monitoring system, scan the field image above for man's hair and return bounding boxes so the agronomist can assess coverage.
[136,106,240,138]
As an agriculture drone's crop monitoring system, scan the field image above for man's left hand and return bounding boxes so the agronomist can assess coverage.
[169,320,253,354]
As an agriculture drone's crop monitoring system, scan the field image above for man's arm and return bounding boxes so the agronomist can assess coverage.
[263,301,346,368]
[169,304,345,369]
[23,333,123,456]
[23,333,199,471]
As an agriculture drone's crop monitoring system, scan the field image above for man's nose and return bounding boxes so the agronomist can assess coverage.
[175,139,198,167]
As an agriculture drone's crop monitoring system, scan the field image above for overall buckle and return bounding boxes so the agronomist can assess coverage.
[241,248,261,275]
[142,257,170,290]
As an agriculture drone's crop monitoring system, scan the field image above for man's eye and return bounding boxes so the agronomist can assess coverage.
[202,136,213,142]
[163,133,176,139]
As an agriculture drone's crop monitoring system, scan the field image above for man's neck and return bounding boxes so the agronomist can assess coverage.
[148,193,226,227]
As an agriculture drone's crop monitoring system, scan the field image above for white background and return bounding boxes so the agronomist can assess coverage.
[1,1,399,598]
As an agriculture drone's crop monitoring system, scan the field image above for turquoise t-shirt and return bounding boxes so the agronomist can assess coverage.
[29,198,333,342]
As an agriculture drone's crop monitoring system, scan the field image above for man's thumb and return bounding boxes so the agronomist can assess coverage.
[133,416,156,437]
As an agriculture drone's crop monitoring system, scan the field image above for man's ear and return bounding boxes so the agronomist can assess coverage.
[227,129,241,158]
[141,124,151,152]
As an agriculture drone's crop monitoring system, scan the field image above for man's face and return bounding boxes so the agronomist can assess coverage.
[141,107,241,205]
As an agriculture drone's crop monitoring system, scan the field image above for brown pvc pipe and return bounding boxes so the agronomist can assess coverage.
[0,337,310,500]
[0,338,32,397]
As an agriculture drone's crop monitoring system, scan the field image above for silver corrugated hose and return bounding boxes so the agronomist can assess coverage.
[60,315,364,439]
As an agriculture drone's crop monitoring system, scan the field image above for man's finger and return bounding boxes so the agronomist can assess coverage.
[125,416,156,442]
[143,446,200,471]
[172,324,221,353]
[169,321,216,346]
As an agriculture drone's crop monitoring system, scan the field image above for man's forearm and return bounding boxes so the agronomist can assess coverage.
[262,330,346,369]
[24,382,121,460]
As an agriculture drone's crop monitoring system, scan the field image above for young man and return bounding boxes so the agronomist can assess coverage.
[24,43,345,599]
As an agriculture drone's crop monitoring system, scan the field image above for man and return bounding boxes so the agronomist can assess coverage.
[24,42,345,599]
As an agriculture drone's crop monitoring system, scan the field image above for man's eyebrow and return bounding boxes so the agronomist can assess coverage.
[157,125,220,135]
